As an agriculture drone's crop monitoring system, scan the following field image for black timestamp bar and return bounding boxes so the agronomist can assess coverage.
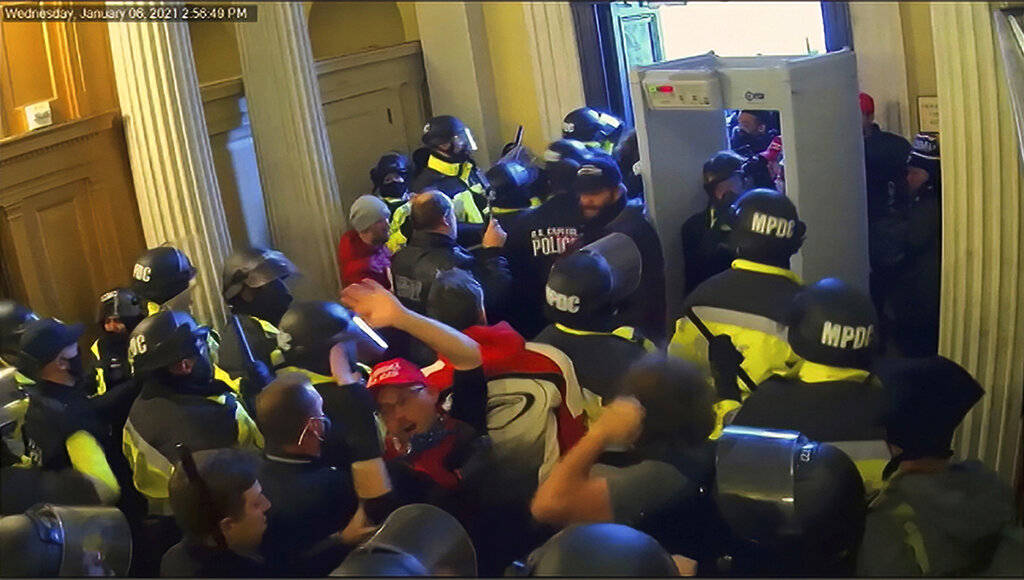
[1,3,258,23]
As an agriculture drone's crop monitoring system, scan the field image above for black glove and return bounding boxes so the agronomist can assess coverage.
[707,335,745,402]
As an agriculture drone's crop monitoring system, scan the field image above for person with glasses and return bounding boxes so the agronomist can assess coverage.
[255,373,372,576]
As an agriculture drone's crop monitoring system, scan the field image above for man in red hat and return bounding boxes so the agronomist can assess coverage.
[366,358,490,503]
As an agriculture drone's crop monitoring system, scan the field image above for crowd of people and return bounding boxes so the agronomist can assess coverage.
[0,97,1020,578]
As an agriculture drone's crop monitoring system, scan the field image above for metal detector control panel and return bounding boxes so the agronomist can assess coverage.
[642,69,723,110]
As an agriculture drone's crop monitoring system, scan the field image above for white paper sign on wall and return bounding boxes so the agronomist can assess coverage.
[24,100,53,131]
[918,96,940,133]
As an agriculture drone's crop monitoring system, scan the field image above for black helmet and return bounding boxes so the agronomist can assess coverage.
[130,246,197,305]
[542,139,596,194]
[127,310,208,377]
[722,189,805,265]
[485,161,537,209]
[562,108,623,147]
[715,426,866,576]
[370,152,411,188]
[788,278,877,370]
[332,504,477,577]
[545,233,641,328]
[221,248,298,302]
[515,523,678,577]
[97,288,145,329]
[0,301,38,366]
[702,150,746,195]
[422,115,476,151]
[0,505,132,578]
[277,301,371,371]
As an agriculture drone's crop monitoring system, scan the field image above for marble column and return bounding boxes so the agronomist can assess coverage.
[107,16,232,328]
[235,2,345,301]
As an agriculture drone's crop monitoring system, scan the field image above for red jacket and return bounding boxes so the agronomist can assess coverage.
[337,229,391,290]
[424,322,587,481]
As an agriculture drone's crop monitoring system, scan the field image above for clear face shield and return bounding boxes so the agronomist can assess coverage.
[451,127,478,155]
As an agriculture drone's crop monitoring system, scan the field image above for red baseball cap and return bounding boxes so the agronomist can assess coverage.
[859,92,875,116]
[367,358,428,391]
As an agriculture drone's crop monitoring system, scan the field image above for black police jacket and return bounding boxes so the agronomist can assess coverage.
[161,540,270,578]
[864,124,912,219]
[391,231,512,321]
[533,324,648,401]
[502,193,582,339]
[22,380,106,472]
[580,196,668,344]
[680,205,733,297]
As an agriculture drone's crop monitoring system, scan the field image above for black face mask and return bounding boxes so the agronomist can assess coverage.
[66,354,85,382]
[378,181,408,200]
[190,353,214,386]
[245,279,293,327]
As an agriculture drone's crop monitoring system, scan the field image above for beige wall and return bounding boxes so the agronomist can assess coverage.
[900,1,938,134]
[189,22,242,84]
[308,2,406,60]
[482,2,546,154]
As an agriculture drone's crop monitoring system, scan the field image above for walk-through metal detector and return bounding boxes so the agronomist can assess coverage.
[630,50,869,322]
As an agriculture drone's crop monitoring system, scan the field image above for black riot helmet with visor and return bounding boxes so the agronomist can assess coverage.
[509,523,679,577]
[422,115,477,161]
[277,300,387,377]
[562,107,624,153]
[97,288,145,337]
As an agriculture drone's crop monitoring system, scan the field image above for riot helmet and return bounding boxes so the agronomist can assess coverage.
[722,188,805,267]
[0,505,132,577]
[0,300,38,368]
[542,139,595,195]
[332,504,476,577]
[562,108,624,152]
[130,246,197,306]
[544,233,641,330]
[127,310,211,383]
[512,523,679,577]
[485,161,537,209]
[221,248,298,325]
[277,301,383,376]
[714,426,867,576]
[422,115,477,161]
[97,288,145,337]
[370,152,412,200]
[788,278,877,370]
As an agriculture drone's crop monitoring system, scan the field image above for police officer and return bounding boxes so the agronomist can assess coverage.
[371,151,413,214]
[390,192,511,331]
[501,140,596,338]
[732,278,889,491]
[0,301,37,459]
[219,247,298,380]
[410,115,487,227]
[669,188,807,429]
[17,318,121,505]
[575,154,667,344]
[88,288,145,398]
[562,107,624,154]
[681,151,749,296]
[533,234,654,416]
[122,310,262,519]
[715,426,867,576]
[131,245,243,393]
[275,300,396,523]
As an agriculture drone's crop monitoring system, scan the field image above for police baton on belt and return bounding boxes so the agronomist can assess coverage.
[684,307,756,401]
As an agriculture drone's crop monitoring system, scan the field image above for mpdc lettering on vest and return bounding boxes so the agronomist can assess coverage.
[820,321,874,349]
[546,287,580,313]
[750,212,795,238]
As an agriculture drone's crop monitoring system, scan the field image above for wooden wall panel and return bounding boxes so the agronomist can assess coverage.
[0,112,146,335]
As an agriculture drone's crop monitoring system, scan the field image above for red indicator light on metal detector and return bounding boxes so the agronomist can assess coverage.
[657,85,674,93]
